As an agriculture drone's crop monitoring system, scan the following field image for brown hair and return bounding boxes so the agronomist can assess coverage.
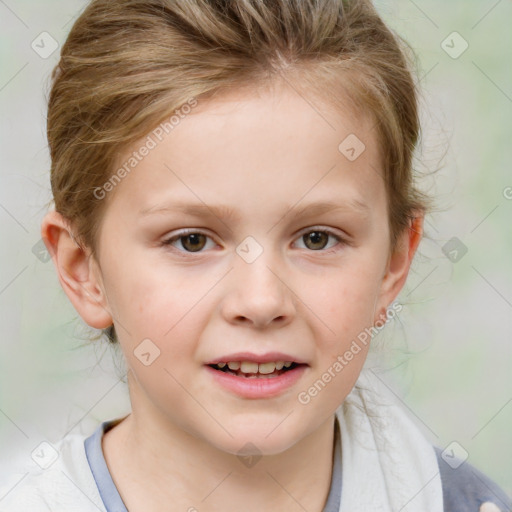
[47,0,430,343]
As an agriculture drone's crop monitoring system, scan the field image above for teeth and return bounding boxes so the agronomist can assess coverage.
[240,361,258,373]
[216,360,294,374]
[258,362,277,374]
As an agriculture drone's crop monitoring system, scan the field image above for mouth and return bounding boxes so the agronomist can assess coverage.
[207,361,303,379]
[205,358,308,398]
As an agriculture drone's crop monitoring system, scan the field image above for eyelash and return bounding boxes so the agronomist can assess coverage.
[161,227,348,256]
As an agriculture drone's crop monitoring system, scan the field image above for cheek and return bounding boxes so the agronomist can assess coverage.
[307,280,376,411]
[104,252,211,338]
[311,254,385,393]
[323,264,383,333]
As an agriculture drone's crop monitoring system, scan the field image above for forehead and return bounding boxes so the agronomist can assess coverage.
[106,83,385,222]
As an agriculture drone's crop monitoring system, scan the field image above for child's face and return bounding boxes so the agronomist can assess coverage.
[82,84,412,454]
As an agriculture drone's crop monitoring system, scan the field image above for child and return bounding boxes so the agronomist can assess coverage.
[2,0,510,511]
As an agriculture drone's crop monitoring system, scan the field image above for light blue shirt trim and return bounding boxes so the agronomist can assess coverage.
[84,418,129,512]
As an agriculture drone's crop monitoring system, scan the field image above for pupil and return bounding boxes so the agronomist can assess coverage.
[306,231,327,250]
[183,233,205,252]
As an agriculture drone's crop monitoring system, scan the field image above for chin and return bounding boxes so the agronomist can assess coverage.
[201,420,305,458]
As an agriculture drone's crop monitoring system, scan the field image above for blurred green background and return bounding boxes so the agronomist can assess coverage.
[1,0,510,499]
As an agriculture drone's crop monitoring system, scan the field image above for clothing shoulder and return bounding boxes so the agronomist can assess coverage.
[0,433,106,512]
[434,445,512,512]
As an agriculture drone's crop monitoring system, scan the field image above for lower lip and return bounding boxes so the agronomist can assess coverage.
[204,365,308,399]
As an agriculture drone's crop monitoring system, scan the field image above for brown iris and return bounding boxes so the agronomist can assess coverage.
[303,231,329,250]
[180,233,207,252]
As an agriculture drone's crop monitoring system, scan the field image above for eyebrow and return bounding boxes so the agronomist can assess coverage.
[139,198,370,221]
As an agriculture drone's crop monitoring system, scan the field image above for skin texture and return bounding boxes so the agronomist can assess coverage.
[42,82,424,512]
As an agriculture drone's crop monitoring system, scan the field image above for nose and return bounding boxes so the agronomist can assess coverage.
[221,249,296,329]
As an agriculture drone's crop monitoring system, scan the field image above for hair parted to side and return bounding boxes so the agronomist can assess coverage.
[47,0,431,344]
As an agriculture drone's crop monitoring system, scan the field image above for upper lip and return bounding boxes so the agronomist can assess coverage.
[205,352,308,365]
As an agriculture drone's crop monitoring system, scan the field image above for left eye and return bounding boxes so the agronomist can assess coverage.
[162,228,345,254]
[293,228,344,252]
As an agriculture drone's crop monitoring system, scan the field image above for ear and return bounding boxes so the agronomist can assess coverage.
[374,213,424,322]
[41,211,113,329]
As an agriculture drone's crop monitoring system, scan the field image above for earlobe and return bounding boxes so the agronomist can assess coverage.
[41,211,113,330]
[375,214,424,321]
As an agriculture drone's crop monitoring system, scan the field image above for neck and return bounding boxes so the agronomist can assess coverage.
[103,373,337,512]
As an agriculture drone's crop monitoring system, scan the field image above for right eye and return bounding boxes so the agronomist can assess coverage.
[161,229,217,253]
